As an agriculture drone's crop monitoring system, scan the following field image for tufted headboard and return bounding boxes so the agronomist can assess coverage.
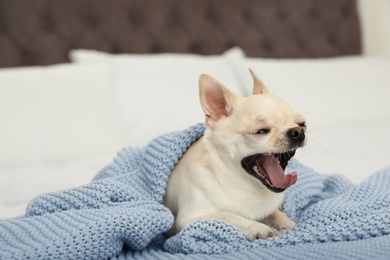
[0,0,362,68]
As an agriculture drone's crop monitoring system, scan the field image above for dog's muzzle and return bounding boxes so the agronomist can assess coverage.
[241,150,297,193]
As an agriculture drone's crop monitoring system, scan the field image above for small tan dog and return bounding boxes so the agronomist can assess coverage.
[163,69,306,241]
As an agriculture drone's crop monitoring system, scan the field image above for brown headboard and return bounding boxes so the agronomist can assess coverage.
[0,0,362,68]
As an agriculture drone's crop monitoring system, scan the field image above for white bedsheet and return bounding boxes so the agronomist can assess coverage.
[295,121,390,184]
[0,156,112,220]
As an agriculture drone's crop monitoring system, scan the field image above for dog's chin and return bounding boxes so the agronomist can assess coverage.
[240,150,297,193]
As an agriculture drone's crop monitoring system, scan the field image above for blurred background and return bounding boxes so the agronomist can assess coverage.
[0,0,389,219]
[358,0,390,55]
[358,0,390,56]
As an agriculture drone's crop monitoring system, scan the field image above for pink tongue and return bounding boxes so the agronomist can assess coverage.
[259,155,297,189]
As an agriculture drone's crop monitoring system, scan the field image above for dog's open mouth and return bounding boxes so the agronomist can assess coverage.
[241,150,297,193]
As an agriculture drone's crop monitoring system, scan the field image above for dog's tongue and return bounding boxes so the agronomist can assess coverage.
[258,155,297,189]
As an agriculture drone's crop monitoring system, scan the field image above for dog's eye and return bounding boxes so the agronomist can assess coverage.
[254,128,270,135]
[298,122,306,127]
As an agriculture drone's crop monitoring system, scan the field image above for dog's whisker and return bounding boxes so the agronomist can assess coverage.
[300,138,325,154]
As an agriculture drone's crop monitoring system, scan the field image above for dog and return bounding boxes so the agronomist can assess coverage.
[163,69,306,241]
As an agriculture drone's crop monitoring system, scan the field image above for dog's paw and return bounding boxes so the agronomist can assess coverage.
[278,218,295,230]
[243,222,275,241]
[266,210,296,231]
[273,216,295,231]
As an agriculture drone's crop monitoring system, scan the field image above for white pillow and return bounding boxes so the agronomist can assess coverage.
[233,56,390,129]
[70,48,246,146]
[0,63,127,168]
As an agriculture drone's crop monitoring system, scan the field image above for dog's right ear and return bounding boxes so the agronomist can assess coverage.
[199,74,237,127]
[249,68,269,95]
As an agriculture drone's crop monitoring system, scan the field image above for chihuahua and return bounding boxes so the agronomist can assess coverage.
[163,69,306,241]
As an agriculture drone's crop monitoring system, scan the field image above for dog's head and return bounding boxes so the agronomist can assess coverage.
[199,69,306,193]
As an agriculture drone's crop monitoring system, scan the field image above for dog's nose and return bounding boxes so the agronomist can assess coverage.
[287,127,305,143]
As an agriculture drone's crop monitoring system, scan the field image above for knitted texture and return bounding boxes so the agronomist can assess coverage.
[1,123,390,260]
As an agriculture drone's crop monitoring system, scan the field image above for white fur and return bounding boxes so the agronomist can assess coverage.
[163,70,305,241]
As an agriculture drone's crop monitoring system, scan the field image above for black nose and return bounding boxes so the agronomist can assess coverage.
[287,126,305,143]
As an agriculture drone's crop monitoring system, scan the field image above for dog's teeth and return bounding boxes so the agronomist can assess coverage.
[265,179,274,187]
[252,166,265,179]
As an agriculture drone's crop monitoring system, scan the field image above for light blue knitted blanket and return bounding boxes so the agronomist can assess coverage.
[1,123,390,259]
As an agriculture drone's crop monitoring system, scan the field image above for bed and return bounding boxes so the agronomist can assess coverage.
[1,0,389,259]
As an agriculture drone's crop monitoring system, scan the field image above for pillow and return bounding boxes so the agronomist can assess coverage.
[0,63,127,168]
[70,48,246,146]
[232,56,390,129]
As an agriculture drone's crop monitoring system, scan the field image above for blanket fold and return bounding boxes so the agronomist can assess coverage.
[1,123,390,260]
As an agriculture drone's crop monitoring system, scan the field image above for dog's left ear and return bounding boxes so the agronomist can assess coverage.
[249,68,269,95]
[199,74,238,126]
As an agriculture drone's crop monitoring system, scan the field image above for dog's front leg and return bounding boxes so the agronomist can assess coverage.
[197,211,275,241]
[262,209,295,231]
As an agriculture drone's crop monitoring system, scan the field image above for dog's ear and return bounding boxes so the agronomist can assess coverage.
[199,74,237,126]
[249,68,269,95]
